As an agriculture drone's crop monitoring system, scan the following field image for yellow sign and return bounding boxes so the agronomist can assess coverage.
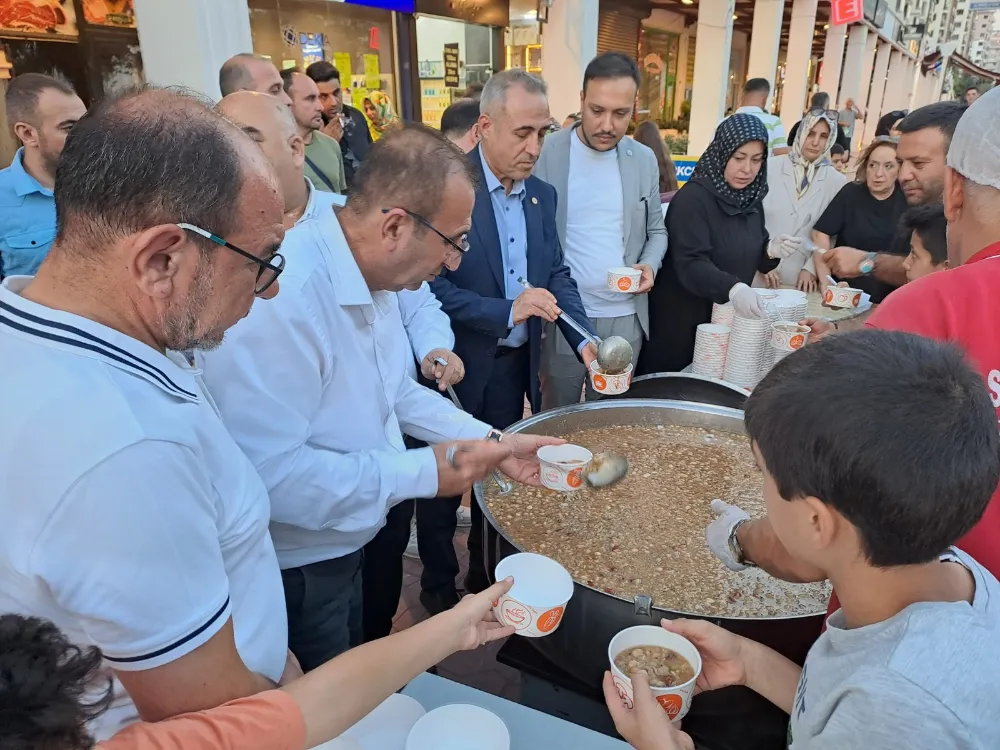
[364,54,381,90]
[333,52,353,83]
[353,89,369,112]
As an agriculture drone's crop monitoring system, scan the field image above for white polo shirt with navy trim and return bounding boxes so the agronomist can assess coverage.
[0,276,287,739]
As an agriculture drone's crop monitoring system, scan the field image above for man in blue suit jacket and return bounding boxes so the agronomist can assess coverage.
[422,70,597,610]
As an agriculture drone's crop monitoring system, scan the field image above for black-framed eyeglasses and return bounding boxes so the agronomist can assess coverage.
[382,208,470,255]
[177,223,285,295]
[807,108,840,122]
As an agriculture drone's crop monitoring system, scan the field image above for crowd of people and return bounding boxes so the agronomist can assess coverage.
[1,46,999,750]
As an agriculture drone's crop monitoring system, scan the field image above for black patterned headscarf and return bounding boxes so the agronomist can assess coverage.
[690,113,769,215]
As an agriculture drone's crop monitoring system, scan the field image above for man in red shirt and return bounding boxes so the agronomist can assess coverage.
[708,87,1000,590]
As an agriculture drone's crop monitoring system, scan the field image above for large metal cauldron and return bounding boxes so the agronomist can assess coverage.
[474,398,825,689]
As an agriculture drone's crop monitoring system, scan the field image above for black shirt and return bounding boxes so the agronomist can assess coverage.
[338,104,373,187]
[812,181,908,303]
[639,181,778,375]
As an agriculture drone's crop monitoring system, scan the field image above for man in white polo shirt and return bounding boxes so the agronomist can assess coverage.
[216,91,467,642]
[201,123,557,670]
[0,89,291,739]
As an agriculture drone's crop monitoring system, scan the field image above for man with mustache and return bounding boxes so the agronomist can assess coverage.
[421,69,598,613]
[532,52,667,410]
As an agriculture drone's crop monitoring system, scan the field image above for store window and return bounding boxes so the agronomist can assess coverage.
[248,0,399,116]
[415,15,497,128]
[637,27,679,126]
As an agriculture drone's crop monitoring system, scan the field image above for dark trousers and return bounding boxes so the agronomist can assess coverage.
[361,498,415,642]
[281,550,363,672]
[419,345,530,594]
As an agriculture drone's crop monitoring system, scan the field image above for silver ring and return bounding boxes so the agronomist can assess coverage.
[446,444,459,469]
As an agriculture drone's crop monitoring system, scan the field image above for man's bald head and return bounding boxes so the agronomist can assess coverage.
[219,54,292,107]
[218,91,306,214]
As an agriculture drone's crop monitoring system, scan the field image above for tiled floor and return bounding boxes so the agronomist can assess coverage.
[391,500,524,703]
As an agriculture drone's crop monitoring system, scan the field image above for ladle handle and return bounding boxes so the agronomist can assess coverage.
[516,277,601,347]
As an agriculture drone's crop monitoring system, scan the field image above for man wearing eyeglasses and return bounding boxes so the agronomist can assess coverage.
[200,122,561,671]
[0,88,294,739]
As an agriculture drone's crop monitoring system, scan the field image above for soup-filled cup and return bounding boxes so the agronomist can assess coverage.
[608,625,703,723]
[537,444,593,492]
[823,285,862,309]
[493,552,574,637]
[607,266,643,293]
[590,360,633,396]
[771,321,810,353]
[405,704,509,750]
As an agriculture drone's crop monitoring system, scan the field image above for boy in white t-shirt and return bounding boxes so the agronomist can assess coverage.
[603,329,1000,750]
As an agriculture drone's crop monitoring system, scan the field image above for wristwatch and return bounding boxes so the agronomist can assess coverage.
[727,519,757,568]
[485,428,504,443]
[859,252,876,275]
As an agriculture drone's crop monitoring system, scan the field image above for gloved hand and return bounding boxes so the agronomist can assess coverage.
[706,499,751,571]
[767,234,806,259]
[728,283,765,319]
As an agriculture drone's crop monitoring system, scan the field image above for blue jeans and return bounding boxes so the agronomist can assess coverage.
[281,550,363,672]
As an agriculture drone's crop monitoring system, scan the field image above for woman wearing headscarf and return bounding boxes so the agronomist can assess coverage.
[638,114,797,375]
[363,91,401,141]
[761,109,847,292]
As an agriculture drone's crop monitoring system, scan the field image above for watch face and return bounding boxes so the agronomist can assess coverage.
[860,260,874,274]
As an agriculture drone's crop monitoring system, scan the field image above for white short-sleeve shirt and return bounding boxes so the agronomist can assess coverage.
[0,277,287,739]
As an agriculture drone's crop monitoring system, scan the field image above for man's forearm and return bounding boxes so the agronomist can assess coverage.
[873,253,907,286]
[741,638,802,715]
[737,518,827,583]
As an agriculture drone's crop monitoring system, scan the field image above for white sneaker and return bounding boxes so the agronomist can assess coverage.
[403,520,420,559]
[456,505,472,528]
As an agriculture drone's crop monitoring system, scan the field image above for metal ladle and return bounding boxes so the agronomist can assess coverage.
[516,277,633,374]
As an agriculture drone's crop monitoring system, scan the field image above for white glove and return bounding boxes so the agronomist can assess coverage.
[706,499,752,571]
[767,234,806,259]
[728,283,765,319]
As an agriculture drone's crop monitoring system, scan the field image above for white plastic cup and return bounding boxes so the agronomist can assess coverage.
[493,552,574,637]
[537,444,593,492]
[608,625,703,723]
[589,360,633,395]
[712,302,735,326]
[607,266,643,293]
[405,704,509,750]
[823,286,862,308]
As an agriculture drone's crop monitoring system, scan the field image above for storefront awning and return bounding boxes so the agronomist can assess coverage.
[921,49,1000,82]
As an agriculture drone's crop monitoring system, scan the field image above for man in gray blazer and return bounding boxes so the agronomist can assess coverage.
[533,52,668,410]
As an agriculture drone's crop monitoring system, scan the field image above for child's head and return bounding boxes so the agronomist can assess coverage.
[829,143,847,172]
[744,330,999,572]
[900,203,949,282]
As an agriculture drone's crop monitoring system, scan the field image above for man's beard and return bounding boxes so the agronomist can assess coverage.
[37,134,61,178]
[162,260,226,352]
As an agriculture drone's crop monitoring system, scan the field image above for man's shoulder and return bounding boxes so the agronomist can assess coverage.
[526,173,557,203]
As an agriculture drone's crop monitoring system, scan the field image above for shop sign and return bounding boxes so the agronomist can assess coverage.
[673,157,698,186]
[83,0,136,28]
[0,0,79,40]
[300,32,325,66]
[331,0,416,11]
[831,0,864,26]
[443,42,460,88]
[970,1,1000,8]
[415,0,508,26]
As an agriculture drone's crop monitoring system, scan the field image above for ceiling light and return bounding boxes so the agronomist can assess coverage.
[732,13,737,19]
[523,9,537,19]
[824,23,829,29]
[681,0,693,4]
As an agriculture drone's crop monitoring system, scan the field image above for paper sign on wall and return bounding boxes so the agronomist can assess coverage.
[353,89,369,111]
[364,54,381,89]
[334,53,353,83]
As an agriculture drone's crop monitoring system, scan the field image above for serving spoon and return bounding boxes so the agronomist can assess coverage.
[516,277,633,374]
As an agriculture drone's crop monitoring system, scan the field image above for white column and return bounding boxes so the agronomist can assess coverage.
[884,49,907,112]
[781,0,819,132]
[747,0,785,85]
[541,0,600,123]
[135,0,252,100]
[861,39,892,147]
[688,0,736,155]
[856,30,878,114]
[906,59,919,110]
[819,23,848,102]
[838,25,869,105]
[674,32,692,118]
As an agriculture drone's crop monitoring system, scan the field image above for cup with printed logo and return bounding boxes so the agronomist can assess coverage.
[609,625,703,724]
[492,552,574,638]
[590,360,633,395]
[537,444,593,492]
[607,266,643,293]
[771,321,810,362]
[823,286,863,309]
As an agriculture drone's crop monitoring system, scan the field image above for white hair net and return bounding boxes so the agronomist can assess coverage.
[947,86,1000,189]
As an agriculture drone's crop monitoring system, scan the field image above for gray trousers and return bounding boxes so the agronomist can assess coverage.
[539,314,644,411]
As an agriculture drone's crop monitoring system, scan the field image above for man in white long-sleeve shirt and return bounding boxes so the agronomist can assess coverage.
[201,122,557,669]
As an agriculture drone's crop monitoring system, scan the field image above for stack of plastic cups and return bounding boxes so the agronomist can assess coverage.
[711,302,735,327]
[723,313,770,389]
[692,324,731,378]
[772,289,809,324]
[757,302,781,381]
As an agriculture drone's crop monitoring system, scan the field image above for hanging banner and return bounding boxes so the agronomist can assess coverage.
[364,53,380,89]
[300,33,325,67]
[831,0,864,26]
[443,43,460,89]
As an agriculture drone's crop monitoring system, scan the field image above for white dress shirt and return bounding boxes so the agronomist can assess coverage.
[200,208,490,569]
[304,181,455,381]
[0,277,287,739]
